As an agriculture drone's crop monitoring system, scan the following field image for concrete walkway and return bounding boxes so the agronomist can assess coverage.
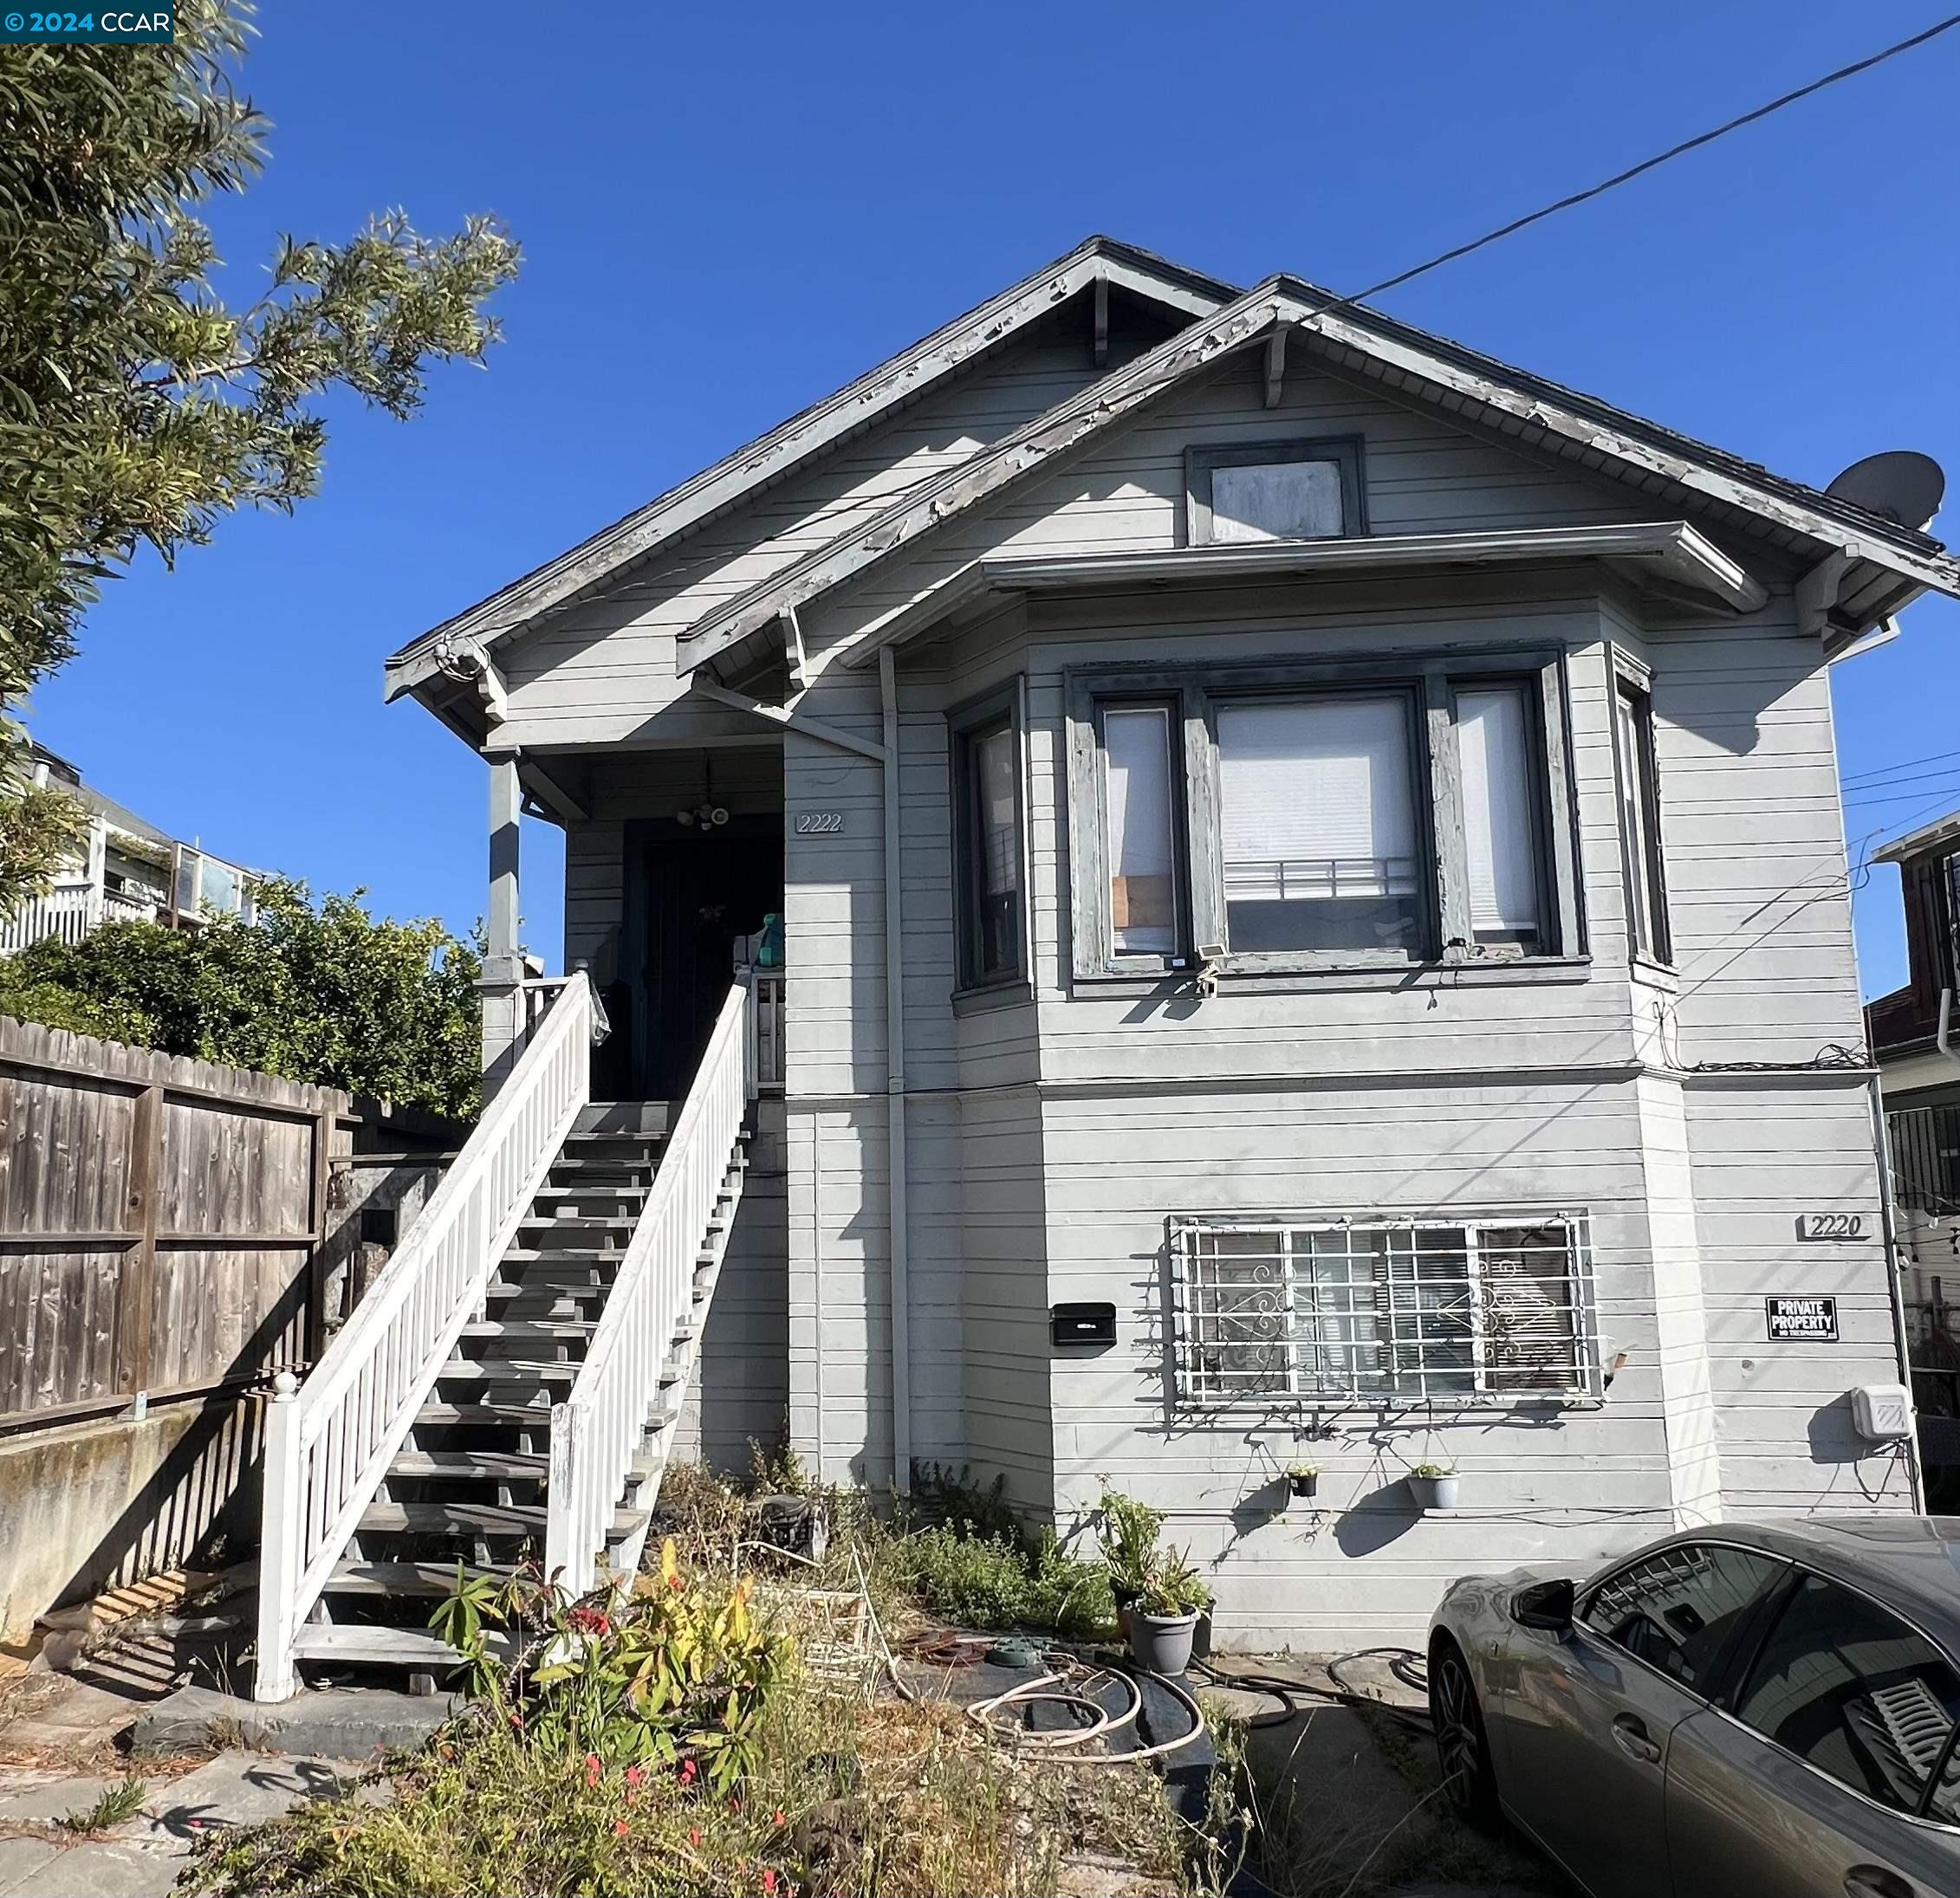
[0,1752,366,1898]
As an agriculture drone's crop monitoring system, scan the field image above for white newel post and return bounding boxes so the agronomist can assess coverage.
[255,1370,304,1702]
[480,754,525,1094]
[545,1396,584,1597]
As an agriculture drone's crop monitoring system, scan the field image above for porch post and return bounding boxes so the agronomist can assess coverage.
[480,753,524,1093]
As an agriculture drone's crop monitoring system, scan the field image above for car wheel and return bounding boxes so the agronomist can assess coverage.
[1431,1638,1499,1825]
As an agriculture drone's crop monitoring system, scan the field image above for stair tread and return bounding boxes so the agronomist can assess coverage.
[534,1184,646,1199]
[418,1401,556,1427]
[439,1357,581,1381]
[499,1248,625,1266]
[325,1558,515,1597]
[459,1319,596,1342]
[390,1448,547,1480]
[291,1623,494,1664]
[519,1215,636,1229]
[360,1499,645,1539]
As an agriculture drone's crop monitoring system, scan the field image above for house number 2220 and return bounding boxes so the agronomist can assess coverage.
[795,812,845,835]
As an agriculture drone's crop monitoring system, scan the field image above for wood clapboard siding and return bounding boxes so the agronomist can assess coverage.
[497,301,1184,750]
[0,1018,344,1422]
[534,315,1905,1636]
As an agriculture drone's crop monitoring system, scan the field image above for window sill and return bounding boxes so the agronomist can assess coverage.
[1169,1395,1606,1423]
[951,980,1035,1018]
[1629,954,1679,992]
[1068,955,1593,1000]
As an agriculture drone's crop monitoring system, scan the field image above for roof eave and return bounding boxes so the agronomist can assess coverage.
[383,236,1238,691]
[837,521,1769,670]
[675,276,1960,678]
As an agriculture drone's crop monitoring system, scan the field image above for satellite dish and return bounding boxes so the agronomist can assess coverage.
[1826,450,1945,530]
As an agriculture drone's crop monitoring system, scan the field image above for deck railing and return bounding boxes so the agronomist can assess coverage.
[254,973,597,1700]
[545,979,754,1597]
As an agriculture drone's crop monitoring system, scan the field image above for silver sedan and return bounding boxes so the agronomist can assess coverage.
[1428,1516,1960,1898]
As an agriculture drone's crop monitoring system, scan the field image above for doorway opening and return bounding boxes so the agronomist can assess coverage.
[616,818,782,1102]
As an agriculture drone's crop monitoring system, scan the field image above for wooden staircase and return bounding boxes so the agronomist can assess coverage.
[281,1104,746,1681]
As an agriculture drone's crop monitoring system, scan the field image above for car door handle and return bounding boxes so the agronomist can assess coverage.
[1611,1713,1662,1764]
[1844,1868,1914,1898]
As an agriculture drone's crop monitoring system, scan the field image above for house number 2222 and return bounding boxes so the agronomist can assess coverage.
[795,812,845,835]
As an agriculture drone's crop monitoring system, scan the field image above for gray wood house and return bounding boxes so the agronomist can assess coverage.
[256,236,1960,1688]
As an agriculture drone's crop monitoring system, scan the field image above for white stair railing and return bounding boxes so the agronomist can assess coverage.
[546,980,753,1597]
[255,974,596,1700]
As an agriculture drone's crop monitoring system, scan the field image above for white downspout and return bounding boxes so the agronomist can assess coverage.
[879,645,912,1493]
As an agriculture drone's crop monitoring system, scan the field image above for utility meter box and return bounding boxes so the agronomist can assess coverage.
[1852,1383,1913,1442]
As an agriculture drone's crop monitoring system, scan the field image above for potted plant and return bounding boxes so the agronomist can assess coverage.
[1096,1489,1165,1622]
[1127,1550,1212,1676]
[1283,1461,1320,1502]
[1408,1463,1457,1511]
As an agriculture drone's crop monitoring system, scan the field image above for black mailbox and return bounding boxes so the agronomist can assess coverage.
[1051,1302,1117,1348]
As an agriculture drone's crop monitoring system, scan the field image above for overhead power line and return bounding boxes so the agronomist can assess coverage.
[1349,14,1960,304]
[1842,747,1960,787]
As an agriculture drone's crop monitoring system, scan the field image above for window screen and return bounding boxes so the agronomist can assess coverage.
[1735,1571,1960,1813]
[1581,1544,1785,1695]
[1217,696,1422,956]
[1457,685,1543,952]
[1103,705,1179,957]
[1209,460,1345,543]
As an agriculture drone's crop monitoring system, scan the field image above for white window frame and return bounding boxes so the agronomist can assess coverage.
[1168,1210,1602,1412]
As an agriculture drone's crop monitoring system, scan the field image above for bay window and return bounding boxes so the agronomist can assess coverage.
[1067,648,1579,977]
[1216,694,1425,955]
[1100,703,1183,958]
[1612,664,1671,965]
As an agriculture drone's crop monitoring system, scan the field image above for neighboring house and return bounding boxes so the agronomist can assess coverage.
[0,744,260,954]
[277,234,1960,1680]
[1866,810,1960,1506]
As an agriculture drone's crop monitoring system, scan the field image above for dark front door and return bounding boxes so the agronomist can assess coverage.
[627,828,781,1101]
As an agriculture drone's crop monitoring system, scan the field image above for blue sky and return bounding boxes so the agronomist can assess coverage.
[37,1,1959,994]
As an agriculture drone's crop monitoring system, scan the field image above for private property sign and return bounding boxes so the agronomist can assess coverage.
[1765,1296,1839,1342]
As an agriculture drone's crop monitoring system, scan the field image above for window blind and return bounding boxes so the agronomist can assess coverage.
[1217,697,1417,902]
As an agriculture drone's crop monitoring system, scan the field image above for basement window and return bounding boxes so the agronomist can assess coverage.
[1185,437,1365,546]
[1170,1214,1600,1410]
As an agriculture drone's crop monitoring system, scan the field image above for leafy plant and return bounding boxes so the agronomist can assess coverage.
[1283,1462,1320,1480]
[0,879,482,1115]
[0,3,518,912]
[899,1523,1113,1638]
[1409,1462,1455,1480]
[434,1539,795,1797]
[1136,1548,1212,1619]
[56,1775,146,1832]
[1094,1487,1166,1601]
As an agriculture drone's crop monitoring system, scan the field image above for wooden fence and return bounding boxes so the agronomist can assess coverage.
[0,1017,350,1426]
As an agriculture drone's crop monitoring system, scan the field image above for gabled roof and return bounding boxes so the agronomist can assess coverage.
[383,236,1237,702]
[676,271,1960,680]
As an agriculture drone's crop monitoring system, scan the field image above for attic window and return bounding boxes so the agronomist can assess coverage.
[1186,437,1365,547]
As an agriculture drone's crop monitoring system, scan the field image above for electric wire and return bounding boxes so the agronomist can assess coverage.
[1341,15,1960,307]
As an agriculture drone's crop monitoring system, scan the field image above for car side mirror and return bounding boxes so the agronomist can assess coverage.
[1512,1577,1575,1632]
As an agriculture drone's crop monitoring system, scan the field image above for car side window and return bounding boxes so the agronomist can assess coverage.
[1733,1571,1960,1815]
[1580,1543,1786,1696]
